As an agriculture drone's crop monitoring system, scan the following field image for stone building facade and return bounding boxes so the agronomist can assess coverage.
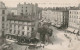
[6,15,35,41]
[41,10,69,28]
[0,2,8,37]
[67,9,80,34]
[17,2,38,17]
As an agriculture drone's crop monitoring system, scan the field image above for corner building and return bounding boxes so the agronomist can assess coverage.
[6,15,35,41]
[0,2,8,37]
[67,9,80,35]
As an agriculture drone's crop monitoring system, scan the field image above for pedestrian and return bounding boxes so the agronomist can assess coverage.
[68,38,72,47]
[41,44,44,48]
[64,34,68,39]
[48,35,54,45]
[43,46,44,48]
[64,34,72,47]
[76,34,78,40]
[25,46,29,50]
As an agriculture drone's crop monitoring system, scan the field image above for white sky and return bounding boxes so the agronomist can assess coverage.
[0,0,80,7]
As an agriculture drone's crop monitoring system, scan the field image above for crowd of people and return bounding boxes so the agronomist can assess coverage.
[64,31,80,48]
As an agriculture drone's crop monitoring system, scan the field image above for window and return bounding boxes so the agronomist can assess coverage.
[2,16,5,21]
[10,29,12,33]
[27,32,29,36]
[77,12,78,14]
[14,30,16,34]
[14,25,16,29]
[26,10,27,12]
[18,25,20,28]
[27,27,29,30]
[18,31,20,34]
[74,21,75,23]
[72,16,73,18]
[22,31,24,35]
[2,31,4,37]
[2,10,5,14]
[22,26,24,29]
[32,28,34,31]
[69,11,71,14]
[2,23,4,26]
[2,26,4,29]
[10,24,12,28]
[21,10,23,12]
[77,16,78,19]
[79,21,80,23]
[2,31,4,34]
[21,13,23,15]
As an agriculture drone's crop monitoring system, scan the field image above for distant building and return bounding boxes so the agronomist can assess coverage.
[53,10,69,28]
[67,9,80,34]
[6,15,35,41]
[41,10,69,28]
[0,2,8,37]
[17,2,38,17]
[6,2,39,20]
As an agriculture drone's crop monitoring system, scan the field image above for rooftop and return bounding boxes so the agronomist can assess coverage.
[42,9,69,12]
[7,15,35,22]
[69,7,80,10]
[0,1,6,9]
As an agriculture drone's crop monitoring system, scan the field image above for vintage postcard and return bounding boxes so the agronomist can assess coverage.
[0,0,80,50]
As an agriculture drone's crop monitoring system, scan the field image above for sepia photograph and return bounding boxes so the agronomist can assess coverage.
[0,0,80,50]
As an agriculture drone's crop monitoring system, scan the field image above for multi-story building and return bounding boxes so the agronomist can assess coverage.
[6,15,35,41]
[53,10,69,28]
[0,2,8,37]
[41,10,69,28]
[67,9,80,34]
[17,2,38,17]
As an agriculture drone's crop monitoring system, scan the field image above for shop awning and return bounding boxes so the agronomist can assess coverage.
[66,27,75,32]
[74,30,79,34]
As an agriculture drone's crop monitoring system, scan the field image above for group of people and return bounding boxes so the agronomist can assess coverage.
[64,34,72,47]
[64,30,80,48]
[17,37,40,44]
